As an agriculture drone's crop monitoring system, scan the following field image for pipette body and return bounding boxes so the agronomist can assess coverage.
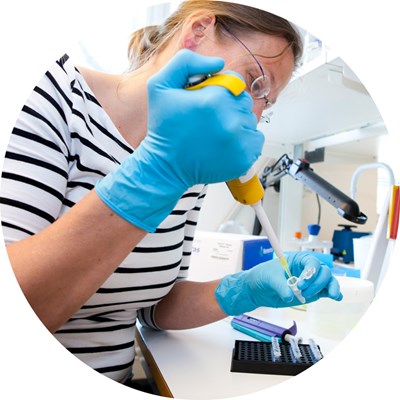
[251,200,291,277]
[185,73,302,299]
[227,168,307,303]
[227,169,291,274]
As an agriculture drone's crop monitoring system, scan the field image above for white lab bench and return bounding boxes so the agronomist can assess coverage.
[136,306,340,399]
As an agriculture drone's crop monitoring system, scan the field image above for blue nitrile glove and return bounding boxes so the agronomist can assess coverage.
[95,49,264,232]
[215,251,343,316]
[288,251,343,301]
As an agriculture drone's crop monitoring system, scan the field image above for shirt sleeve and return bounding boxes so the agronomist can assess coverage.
[0,55,74,243]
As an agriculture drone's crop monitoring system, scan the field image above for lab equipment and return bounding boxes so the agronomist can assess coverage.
[227,172,296,294]
[230,315,323,374]
[362,186,394,291]
[352,163,395,292]
[231,314,297,342]
[185,73,246,95]
[331,224,371,263]
[286,334,302,361]
[300,266,317,281]
[289,158,367,224]
[226,166,265,206]
[271,337,282,362]
[350,162,395,212]
[251,201,291,275]
[231,314,314,363]
[230,339,323,375]
[289,264,317,303]
[299,224,333,254]
[186,71,299,299]
[96,49,263,232]
[308,338,323,361]
[226,166,298,297]
[388,185,399,239]
[261,154,368,225]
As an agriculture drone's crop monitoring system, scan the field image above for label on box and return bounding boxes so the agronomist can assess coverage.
[209,240,236,263]
[189,231,273,281]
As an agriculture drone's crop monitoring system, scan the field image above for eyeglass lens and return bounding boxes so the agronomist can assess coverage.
[251,75,271,99]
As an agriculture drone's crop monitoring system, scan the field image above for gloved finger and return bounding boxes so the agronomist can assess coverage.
[326,276,343,300]
[299,264,333,298]
[274,279,295,304]
[239,127,264,165]
[195,68,255,114]
[303,275,343,302]
[148,49,225,90]
[222,69,254,106]
[222,69,244,81]
[251,258,294,304]
[236,90,255,113]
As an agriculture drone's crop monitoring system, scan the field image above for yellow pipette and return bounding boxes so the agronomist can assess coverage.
[226,166,293,280]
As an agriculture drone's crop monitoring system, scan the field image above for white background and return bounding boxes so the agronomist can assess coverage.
[0,1,399,399]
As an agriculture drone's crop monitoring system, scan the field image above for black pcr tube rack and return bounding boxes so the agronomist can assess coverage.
[231,340,323,376]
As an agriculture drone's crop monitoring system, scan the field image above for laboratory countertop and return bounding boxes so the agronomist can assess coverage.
[136,306,340,399]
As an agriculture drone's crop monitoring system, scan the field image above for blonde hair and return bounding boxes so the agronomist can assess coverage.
[127,0,303,71]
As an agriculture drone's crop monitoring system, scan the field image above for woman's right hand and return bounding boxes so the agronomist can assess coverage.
[96,49,264,232]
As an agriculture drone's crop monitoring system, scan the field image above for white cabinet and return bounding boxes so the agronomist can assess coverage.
[260,56,385,148]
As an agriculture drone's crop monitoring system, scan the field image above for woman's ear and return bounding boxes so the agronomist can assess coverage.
[182,14,216,50]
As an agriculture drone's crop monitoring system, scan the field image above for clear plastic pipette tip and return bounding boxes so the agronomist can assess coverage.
[278,256,292,278]
[252,202,306,303]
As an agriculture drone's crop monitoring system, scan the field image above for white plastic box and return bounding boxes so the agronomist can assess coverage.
[188,231,273,282]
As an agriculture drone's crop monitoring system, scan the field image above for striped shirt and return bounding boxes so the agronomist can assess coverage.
[0,54,207,382]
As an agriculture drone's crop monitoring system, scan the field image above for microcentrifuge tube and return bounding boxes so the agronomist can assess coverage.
[303,266,316,280]
[286,335,302,362]
[271,337,281,362]
[287,276,306,303]
[308,338,323,361]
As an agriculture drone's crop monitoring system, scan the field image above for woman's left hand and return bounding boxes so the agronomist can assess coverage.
[215,251,342,316]
[287,251,343,302]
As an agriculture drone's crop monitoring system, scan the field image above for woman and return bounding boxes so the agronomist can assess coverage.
[0,0,341,386]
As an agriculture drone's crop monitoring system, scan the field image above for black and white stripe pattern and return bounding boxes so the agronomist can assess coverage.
[0,54,207,382]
